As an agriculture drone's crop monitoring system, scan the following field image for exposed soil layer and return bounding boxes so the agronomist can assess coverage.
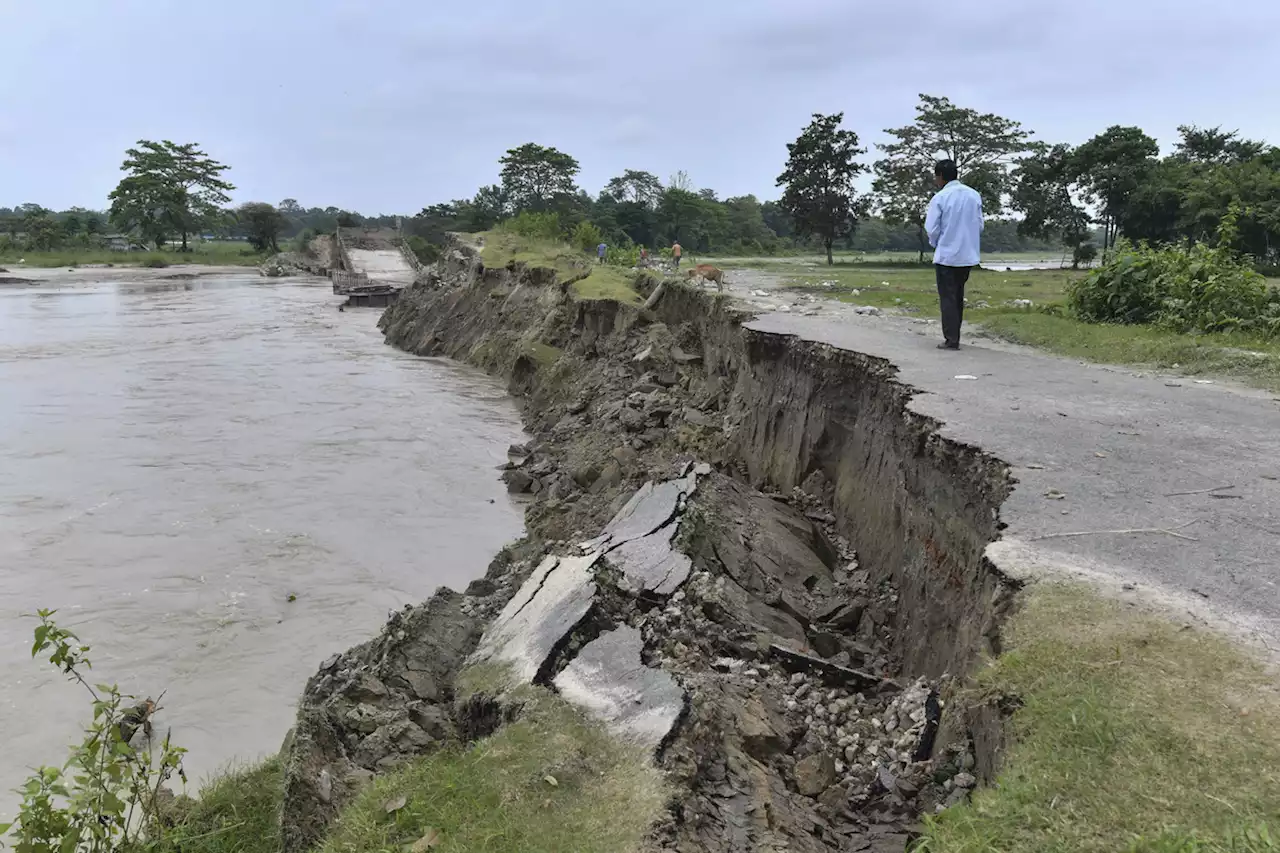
[278,239,1019,852]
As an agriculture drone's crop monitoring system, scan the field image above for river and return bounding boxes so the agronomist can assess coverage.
[0,267,526,798]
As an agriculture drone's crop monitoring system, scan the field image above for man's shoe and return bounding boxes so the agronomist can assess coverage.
[936,341,960,350]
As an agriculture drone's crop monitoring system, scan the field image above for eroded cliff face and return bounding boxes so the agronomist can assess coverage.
[280,238,1017,852]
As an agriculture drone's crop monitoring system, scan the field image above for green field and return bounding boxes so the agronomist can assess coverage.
[718,259,1280,393]
[919,584,1280,853]
[703,250,1073,268]
[0,241,268,268]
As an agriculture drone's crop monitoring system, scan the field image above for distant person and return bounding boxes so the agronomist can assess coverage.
[639,246,649,267]
[597,242,607,264]
[925,159,983,350]
[671,241,682,270]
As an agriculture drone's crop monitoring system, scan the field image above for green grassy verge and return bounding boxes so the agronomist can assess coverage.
[0,243,268,268]
[745,262,1280,392]
[572,264,645,304]
[918,584,1280,853]
[153,758,282,853]
[979,313,1280,393]
[318,687,666,853]
[476,231,643,304]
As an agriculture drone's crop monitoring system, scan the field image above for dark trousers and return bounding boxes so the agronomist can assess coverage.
[935,264,972,345]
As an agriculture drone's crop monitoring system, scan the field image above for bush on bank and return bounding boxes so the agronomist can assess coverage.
[1069,235,1280,338]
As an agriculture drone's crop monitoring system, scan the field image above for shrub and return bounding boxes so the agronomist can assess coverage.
[606,244,641,268]
[1069,240,1280,337]
[500,211,562,242]
[2,611,187,853]
[569,221,603,254]
[1072,242,1098,269]
[404,235,441,265]
[141,255,170,268]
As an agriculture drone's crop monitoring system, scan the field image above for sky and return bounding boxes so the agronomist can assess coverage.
[3,0,1279,214]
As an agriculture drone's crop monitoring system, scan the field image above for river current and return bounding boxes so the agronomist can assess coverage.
[0,268,525,797]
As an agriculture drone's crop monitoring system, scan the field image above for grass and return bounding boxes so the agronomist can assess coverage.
[733,261,1280,392]
[476,230,643,304]
[478,230,587,283]
[979,313,1280,392]
[153,758,282,853]
[572,264,645,304]
[917,584,1280,853]
[318,686,666,853]
[705,250,1068,268]
[0,242,268,268]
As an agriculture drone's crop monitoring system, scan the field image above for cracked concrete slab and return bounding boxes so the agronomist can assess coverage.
[470,551,601,683]
[553,626,686,752]
[586,473,697,551]
[608,521,693,596]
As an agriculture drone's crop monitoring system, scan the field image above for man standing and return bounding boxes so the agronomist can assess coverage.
[597,242,607,264]
[925,159,983,350]
[671,240,682,270]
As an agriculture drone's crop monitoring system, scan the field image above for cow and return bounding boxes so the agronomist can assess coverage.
[685,263,726,292]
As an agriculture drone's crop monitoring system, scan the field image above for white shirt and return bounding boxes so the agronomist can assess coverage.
[925,180,984,267]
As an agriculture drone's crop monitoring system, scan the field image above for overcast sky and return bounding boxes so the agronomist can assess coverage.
[3,0,1278,214]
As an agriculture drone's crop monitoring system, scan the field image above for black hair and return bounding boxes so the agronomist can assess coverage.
[935,159,958,182]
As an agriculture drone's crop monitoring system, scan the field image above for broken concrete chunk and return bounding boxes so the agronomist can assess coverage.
[469,552,601,685]
[608,522,693,596]
[553,626,685,753]
[598,474,698,547]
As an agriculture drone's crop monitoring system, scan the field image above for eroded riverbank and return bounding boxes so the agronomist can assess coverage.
[0,268,526,796]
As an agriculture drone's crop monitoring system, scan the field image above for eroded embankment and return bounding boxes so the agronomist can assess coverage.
[277,240,1020,852]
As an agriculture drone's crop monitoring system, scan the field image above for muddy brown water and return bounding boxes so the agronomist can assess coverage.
[0,268,526,801]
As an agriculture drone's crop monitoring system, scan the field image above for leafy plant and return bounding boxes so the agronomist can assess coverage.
[1069,231,1279,336]
[569,221,603,254]
[1,611,186,853]
[499,211,562,242]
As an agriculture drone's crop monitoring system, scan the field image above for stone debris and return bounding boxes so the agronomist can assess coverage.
[279,245,1001,853]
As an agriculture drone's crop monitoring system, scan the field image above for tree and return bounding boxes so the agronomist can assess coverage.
[238,202,286,252]
[278,198,303,215]
[1011,143,1091,252]
[1174,125,1265,165]
[776,112,868,265]
[108,140,234,250]
[603,170,663,206]
[498,143,580,213]
[1071,126,1159,252]
[871,159,935,261]
[25,213,62,251]
[873,94,1032,259]
[658,186,705,246]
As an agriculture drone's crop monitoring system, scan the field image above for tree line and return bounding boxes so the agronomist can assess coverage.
[409,95,1280,268]
[6,94,1277,266]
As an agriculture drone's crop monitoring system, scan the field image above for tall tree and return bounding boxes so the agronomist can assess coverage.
[1011,143,1091,252]
[776,112,868,265]
[237,202,286,252]
[873,94,1032,259]
[604,170,663,206]
[498,143,580,213]
[657,186,704,246]
[1174,125,1265,165]
[871,160,935,261]
[108,140,233,250]
[1071,126,1159,252]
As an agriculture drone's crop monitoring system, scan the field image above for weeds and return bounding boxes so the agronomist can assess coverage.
[1,612,187,853]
